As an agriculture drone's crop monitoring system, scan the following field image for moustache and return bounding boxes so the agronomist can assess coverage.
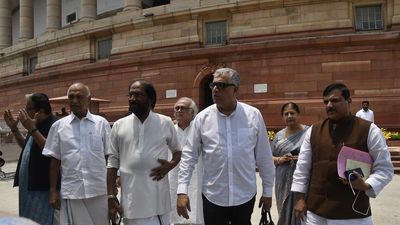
[326,109,336,113]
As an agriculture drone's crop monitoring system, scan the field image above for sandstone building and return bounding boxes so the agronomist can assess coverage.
[0,0,400,130]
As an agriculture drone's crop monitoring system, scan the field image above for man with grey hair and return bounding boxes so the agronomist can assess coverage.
[169,97,204,225]
[43,83,111,225]
[177,68,275,225]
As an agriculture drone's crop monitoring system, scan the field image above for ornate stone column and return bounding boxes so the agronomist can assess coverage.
[46,0,61,31]
[19,0,34,41]
[124,0,142,10]
[0,0,12,48]
[81,0,97,21]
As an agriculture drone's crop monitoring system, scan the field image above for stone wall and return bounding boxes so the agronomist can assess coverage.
[0,0,399,129]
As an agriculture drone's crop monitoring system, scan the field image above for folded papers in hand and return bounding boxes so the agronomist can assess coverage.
[337,145,373,181]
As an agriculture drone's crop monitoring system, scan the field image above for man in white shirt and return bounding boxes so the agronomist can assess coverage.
[107,80,181,225]
[177,68,275,225]
[291,83,393,225]
[43,83,111,225]
[356,101,375,123]
[169,97,204,225]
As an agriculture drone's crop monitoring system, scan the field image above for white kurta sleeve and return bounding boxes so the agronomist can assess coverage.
[107,122,120,169]
[291,127,313,194]
[166,118,181,153]
[365,123,394,197]
[177,117,201,195]
[102,119,111,156]
[254,111,275,197]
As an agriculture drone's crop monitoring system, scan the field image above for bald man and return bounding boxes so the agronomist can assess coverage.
[43,83,111,225]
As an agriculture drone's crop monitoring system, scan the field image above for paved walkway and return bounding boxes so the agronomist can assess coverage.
[1,160,399,224]
[0,161,18,217]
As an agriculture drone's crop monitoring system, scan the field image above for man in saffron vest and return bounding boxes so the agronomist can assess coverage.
[291,83,393,225]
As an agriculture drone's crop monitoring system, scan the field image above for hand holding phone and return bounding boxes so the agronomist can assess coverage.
[344,168,364,181]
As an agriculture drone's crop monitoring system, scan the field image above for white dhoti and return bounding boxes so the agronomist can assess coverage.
[302,210,373,225]
[60,195,108,225]
[124,213,170,225]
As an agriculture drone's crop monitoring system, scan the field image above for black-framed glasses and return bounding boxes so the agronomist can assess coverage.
[174,106,191,113]
[209,82,235,89]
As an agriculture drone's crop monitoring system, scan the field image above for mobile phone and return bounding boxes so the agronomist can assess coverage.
[344,168,364,181]
[290,149,300,156]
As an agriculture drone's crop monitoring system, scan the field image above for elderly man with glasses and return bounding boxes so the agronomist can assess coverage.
[169,97,204,225]
[177,68,275,225]
[4,93,58,225]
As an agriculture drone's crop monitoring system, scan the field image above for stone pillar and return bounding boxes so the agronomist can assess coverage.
[19,0,34,41]
[124,0,142,10]
[46,0,61,31]
[0,0,12,48]
[81,0,97,21]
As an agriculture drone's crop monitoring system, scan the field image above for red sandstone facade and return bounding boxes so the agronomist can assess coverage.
[1,0,400,130]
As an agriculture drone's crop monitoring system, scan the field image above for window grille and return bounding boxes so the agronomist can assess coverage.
[205,21,227,45]
[355,5,383,31]
[28,56,37,74]
[97,38,112,60]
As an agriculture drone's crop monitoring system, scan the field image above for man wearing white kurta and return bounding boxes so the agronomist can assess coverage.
[43,83,111,225]
[107,80,181,225]
[356,101,375,123]
[169,97,204,225]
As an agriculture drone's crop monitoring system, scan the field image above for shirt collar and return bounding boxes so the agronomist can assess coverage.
[214,101,239,118]
[131,110,154,123]
[68,111,95,123]
[175,120,193,131]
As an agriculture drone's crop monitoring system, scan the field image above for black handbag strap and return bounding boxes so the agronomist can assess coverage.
[259,207,274,225]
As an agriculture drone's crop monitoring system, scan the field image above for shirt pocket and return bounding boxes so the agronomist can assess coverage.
[90,133,104,153]
[237,128,256,153]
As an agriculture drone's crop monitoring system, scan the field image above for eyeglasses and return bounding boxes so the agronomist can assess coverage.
[209,82,235,89]
[174,106,191,112]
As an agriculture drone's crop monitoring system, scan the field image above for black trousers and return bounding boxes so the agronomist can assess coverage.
[202,194,255,225]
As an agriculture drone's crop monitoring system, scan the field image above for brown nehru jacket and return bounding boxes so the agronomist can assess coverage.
[307,115,371,219]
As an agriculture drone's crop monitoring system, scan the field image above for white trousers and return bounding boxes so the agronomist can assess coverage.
[60,195,108,225]
[124,213,170,225]
[53,209,60,225]
[302,211,373,225]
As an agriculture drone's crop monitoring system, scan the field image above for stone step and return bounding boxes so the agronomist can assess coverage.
[391,155,400,161]
[389,148,400,174]
[390,151,400,157]
[389,148,400,156]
